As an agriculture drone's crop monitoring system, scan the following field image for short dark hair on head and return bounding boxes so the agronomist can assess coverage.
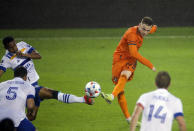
[155,71,171,88]
[14,66,27,78]
[141,16,153,26]
[0,118,14,131]
[2,36,14,49]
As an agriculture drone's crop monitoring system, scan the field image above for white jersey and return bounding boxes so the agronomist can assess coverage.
[0,77,35,127]
[0,41,39,84]
[137,88,183,131]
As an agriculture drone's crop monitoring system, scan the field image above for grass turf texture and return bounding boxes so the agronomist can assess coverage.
[0,27,194,131]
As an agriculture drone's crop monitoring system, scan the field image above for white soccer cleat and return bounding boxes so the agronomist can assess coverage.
[126,117,132,124]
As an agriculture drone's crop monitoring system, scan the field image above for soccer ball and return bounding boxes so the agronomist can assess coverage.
[85,81,101,98]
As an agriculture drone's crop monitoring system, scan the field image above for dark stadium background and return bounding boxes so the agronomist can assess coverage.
[0,0,194,28]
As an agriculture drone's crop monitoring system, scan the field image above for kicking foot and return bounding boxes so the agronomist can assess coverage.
[84,95,94,105]
[101,92,114,104]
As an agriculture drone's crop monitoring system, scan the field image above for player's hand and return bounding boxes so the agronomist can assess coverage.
[16,51,29,58]
[16,51,24,57]
[152,67,156,72]
[27,112,36,121]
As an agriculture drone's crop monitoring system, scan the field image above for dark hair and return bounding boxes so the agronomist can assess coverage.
[14,66,27,78]
[141,16,153,26]
[155,71,171,88]
[0,118,15,131]
[2,36,14,49]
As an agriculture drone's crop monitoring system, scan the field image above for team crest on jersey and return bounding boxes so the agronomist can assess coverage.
[1,60,4,63]
[17,60,20,63]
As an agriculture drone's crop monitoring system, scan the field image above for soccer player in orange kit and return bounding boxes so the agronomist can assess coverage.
[101,16,157,124]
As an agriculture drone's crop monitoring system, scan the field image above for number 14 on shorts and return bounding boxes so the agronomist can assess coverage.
[148,104,167,123]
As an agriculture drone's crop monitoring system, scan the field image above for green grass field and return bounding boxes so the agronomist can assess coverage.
[0,27,194,131]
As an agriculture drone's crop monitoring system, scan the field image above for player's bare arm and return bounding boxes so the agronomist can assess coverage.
[130,104,143,131]
[16,50,41,59]
[176,116,187,131]
[0,70,4,78]
[26,98,36,121]
[128,44,155,71]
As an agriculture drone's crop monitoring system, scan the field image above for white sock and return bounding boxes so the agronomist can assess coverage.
[57,92,85,103]
[126,117,131,121]
[111,94,114,100]
[126,117,132,124]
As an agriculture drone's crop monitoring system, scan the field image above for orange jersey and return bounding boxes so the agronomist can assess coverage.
[113,25,156,70]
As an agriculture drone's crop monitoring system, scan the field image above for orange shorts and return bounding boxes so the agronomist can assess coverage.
[112,59,137,85]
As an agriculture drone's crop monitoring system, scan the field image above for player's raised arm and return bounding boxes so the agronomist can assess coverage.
[128,44,155,71]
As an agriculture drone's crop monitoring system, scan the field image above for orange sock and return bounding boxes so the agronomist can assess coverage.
[112,75,127,97]
[118,92,130,118]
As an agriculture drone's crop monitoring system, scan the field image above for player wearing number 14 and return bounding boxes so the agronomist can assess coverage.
[130,71,186,131]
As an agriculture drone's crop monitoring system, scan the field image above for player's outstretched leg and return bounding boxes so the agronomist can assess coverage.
[39,87,94,105]
[101,75,128,104]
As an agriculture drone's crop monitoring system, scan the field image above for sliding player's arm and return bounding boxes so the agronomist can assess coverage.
[16,50,41,59]
[130,103,143,131]
[0,69,4,78]
[16,42,41,59]
[128,44,155,71]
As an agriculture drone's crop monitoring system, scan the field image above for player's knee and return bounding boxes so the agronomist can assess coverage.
[118,91,124,96]
[121,70,132,80]
[39,87,54,99]
[118,91,125,100]
[51,90,59,99]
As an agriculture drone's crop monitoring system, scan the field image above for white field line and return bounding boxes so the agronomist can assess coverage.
[15,35,194,40]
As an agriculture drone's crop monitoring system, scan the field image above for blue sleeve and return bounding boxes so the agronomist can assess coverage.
[0,66,6,72]
[27,47,35,54]
[27,94,35,99]
[174,112,184,118]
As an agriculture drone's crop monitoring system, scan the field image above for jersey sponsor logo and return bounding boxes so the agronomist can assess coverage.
[10,48,26,60]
